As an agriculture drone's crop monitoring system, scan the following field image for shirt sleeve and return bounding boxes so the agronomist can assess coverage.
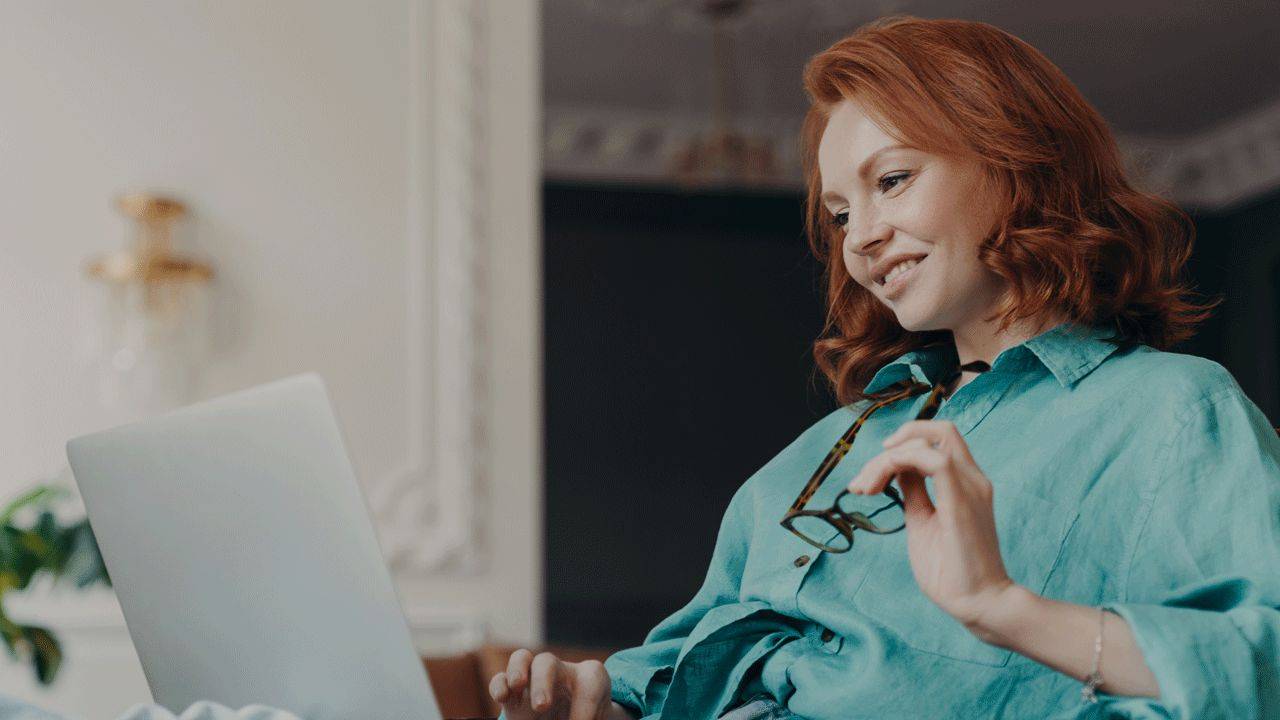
[602,476,755,720]
[113,702,304,720]
[0,695,70,720]
[0,697,303,720]
[1094,382,1280,719]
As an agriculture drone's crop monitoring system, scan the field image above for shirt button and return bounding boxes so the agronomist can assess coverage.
[820,628,835,642]
[793,555,810,567]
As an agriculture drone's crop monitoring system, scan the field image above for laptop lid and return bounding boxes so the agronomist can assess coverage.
[66,373,443,720]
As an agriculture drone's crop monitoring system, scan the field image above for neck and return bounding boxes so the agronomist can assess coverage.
[945,311,1068,395]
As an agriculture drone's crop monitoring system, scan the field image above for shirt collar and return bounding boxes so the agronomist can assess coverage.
[863,341,958,394]
[862,320,1122,394]
[1020,320,1124,387]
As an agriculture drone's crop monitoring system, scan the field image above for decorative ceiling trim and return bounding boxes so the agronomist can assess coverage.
[1119,94,1280,211]
[368,0,489,575]
[544,105,803,192]
[569,0,902,33]
[545,96,1280,211]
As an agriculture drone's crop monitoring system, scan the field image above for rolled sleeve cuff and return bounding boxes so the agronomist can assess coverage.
[1102,601,1262,719]
[605,656,673,719]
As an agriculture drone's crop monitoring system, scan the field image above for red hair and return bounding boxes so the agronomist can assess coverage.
[800,16,1219,406]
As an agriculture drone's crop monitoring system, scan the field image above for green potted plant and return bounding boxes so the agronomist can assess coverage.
[0,484,111,685]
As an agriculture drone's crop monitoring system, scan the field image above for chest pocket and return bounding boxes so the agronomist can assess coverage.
[847,485,1079,666]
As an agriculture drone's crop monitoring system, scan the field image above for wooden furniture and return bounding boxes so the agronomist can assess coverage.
[423,643,616,720]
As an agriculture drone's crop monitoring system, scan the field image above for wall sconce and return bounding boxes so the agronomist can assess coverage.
[85,193,214,418]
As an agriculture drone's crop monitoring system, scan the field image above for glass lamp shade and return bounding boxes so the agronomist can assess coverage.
[85,193,214,419]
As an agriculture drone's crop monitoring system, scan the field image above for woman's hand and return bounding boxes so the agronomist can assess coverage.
[488,648,626,720]
[846,419,1020,634]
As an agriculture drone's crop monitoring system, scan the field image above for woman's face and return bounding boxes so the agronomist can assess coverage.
[817,98,1009,334]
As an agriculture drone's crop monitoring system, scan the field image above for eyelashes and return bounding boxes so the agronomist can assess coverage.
[877,171,910,193]
[826,171,913,229]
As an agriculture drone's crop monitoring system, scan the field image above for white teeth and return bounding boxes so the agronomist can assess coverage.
[882,258,920,285]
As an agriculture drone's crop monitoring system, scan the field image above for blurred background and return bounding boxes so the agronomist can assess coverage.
[540,0,1280,647]
[2,1,1279,717]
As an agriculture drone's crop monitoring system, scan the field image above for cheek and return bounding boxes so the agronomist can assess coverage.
[894,191,943,236]
[916,170,999,242]
[843,249,875,290]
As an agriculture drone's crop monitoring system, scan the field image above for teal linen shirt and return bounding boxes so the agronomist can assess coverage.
[600,321,1280,720]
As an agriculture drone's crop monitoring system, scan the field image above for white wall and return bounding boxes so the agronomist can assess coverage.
[0,1,542,717]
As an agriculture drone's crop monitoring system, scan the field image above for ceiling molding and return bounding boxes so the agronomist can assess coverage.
[1119,94,1280,211]
[543,105,803,192]
[545,96,1280,211]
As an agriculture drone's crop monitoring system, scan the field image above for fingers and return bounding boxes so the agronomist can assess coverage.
[489,648,535,719]
[529,651,562,713]
[490,670,534,720]
[884,420,974,463]
[848,438,947,497]
[505,647,533,694]
[490,649,615,720]
[895,468,935,520]
[567,659,611,720]
[488,670,512,705]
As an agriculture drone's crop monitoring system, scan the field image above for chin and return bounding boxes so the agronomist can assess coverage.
[895,317,931,333]
[889,305,944,333]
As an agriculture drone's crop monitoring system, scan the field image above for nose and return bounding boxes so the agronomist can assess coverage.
[845,214,892,258]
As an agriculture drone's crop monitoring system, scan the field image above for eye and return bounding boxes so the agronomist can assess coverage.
[828,210,849,228]
[877,171,911,193]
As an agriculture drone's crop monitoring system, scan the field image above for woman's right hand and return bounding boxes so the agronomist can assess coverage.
[488,648,627,720]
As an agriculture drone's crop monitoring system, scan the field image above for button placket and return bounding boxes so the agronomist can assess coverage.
[933,366,1019,437]
[806,621,843,654]
[779,541,827,617]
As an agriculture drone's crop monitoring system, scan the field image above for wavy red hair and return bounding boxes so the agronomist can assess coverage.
[801,16,1219,406]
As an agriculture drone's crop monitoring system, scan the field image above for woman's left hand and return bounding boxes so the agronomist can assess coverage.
[846,419,1019,633]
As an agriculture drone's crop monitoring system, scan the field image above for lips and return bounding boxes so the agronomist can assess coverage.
[873,254,928,286]
[880,256,925,298]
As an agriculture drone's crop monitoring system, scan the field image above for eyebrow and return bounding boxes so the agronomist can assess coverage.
[820,143,913,204]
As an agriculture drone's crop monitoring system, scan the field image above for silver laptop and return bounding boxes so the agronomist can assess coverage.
[65,373,445,720]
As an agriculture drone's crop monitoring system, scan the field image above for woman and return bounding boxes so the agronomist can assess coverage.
[491,16,1280,720]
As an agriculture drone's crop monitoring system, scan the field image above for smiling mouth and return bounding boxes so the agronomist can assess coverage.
[876,255,928,286]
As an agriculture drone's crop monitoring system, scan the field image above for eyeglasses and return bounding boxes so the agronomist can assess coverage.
[780,359,990,553]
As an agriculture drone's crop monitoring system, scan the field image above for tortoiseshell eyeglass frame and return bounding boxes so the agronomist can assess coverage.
[780,360,992,553]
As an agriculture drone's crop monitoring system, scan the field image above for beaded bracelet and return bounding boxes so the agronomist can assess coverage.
[1080,607,1106,703]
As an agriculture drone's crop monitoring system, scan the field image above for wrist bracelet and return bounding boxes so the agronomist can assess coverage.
[1080,606,1106,703]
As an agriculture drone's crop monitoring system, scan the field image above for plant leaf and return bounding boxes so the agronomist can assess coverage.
[0,486,63,526]
[0,614,21,657]
[22,625,62,685]
[63,521,111,588]
[3,527,42,590]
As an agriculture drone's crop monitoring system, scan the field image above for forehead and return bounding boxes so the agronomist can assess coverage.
[817,99,900,184]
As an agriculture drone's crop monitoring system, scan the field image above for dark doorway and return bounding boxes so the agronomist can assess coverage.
[542,182,837,648]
